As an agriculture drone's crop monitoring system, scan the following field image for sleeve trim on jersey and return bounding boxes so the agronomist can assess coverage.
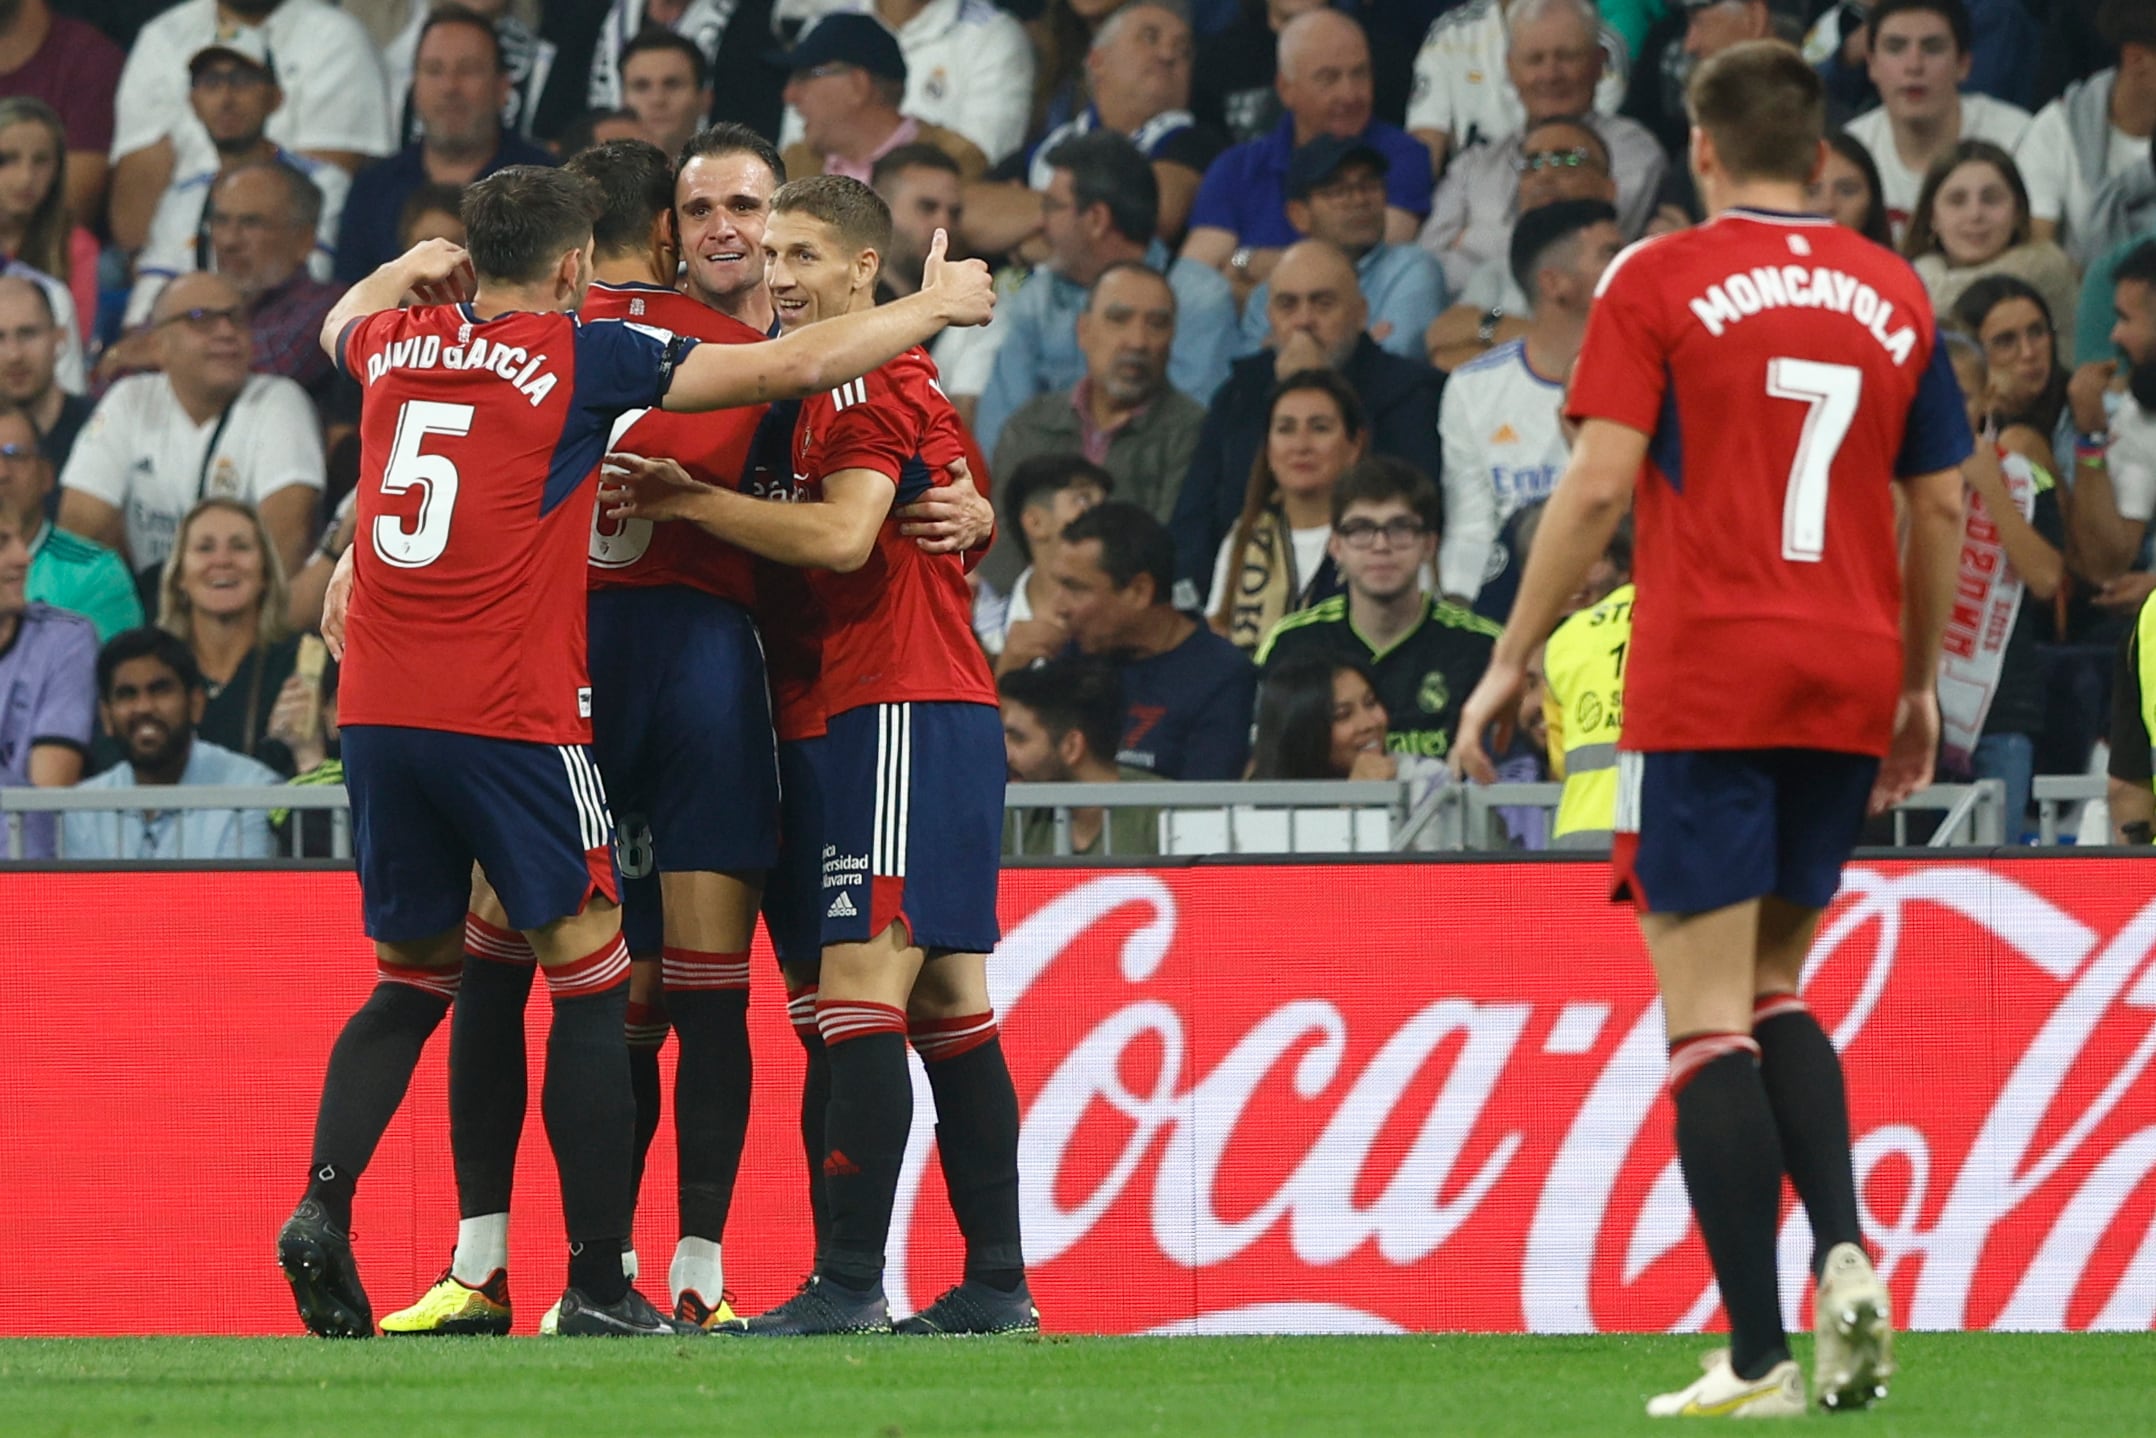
[333,316,366,379]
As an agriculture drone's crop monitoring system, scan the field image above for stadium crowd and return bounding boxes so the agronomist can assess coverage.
[3,0,2155,858]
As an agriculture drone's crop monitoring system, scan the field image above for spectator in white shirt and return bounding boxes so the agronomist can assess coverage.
[1841,0,2030,241]
[782,1,1037,166]
[1437,198,1621,613]
[2014,0,2156,263]
[125,34,349,328]
[107,0,393,256]
[57,271,324,610]
[1406,0,1629,178]
[383,0,555,143]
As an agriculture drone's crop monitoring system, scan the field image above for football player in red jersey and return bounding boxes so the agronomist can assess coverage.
[605,176,1031,1337]
[1454,42,1970,1417]
[281,163,996,1340]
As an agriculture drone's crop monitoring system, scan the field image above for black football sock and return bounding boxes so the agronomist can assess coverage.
[542,939,635,1304]
[449,944,535,1220]
[914,1018,1025,1291]
[1670,1034,1789,1381]
[305,966,457,1230]
[815,1001,911,1292]
[789,985,832,1265]
[667,977,753,1241]
[1754,995,1865,1277]
[624,996,667,1212]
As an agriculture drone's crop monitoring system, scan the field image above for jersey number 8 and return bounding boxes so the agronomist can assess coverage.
[374,400,473,568]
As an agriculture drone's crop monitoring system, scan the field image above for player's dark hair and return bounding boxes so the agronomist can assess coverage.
[678,122,786,184]
[565,138,675,257]
[1251,652,1380,781]
[1950,274,2067,435]
[1823,129,1893,247]
[2116,239,2156,295]
[461,165,601,284]
[1006,454,1114,562]
[397,181,467,248]
[870,142,962,193]
[999,657,1125,767]
[417,3,505,74]
[2099,0,2156,51]
[1215,370,1367,633]
[1509,197,1618,303]
[1688,40,1826,187]
[96,626,203,699]
[1083,258,1175,316]
[1332,455,1440,532]
[1864,0,1971,55]
[1902,140,2028,262]
[1062,501,1175,606]
[621,26,708,88]
[1045,130,1159,246]
[772,174,893,257]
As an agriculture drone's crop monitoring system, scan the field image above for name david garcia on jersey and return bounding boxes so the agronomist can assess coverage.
[358,329,566,406]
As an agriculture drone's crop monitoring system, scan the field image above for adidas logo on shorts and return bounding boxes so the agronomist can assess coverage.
[826,891,858,919]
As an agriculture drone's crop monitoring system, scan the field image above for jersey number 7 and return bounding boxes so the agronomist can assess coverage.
[374,400,473,569]
[1766,358,1861,565]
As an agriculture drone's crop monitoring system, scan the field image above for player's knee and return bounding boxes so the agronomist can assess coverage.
[378,926,464,976]
[907,950,990,1021]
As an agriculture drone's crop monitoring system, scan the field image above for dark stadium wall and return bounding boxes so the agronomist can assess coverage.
[3,861,2154,1336]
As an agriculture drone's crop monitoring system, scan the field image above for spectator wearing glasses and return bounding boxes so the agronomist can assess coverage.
[63,625,281,860]
[199,160,345,404]
[0,498,96,858]
[1418,0,1663,298]
[57,271,325,614]
[1000,656,1166,859]
[1255,456,1498,763]
[0,402,140,641]
[1237,137,1450,364]
[123,35,349,330]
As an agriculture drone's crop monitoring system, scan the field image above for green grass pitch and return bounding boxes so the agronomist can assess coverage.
[4,1334,2151,1436]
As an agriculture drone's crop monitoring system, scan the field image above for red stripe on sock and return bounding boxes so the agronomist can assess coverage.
[1667,1031,1761,1098]
[464,913,535,965]
[660,946,750,992]
[909,1011,997,1063]
[378,958,461,1000]
[815,998,906,1046]
[1753,992,1809,1024]
[786,983,820,1036]
[544,933,631,998]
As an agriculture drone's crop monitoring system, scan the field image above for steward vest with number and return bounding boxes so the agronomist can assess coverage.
[1543,582,1633,845]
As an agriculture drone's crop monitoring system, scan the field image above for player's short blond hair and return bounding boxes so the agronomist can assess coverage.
[771,174,893,260]
[1686,40,1825,187]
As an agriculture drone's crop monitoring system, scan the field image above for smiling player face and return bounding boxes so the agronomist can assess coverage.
[763,210,874,333]
[676,151,777,309]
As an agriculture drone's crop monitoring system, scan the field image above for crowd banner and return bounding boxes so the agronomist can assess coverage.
[3,861,2153,1336]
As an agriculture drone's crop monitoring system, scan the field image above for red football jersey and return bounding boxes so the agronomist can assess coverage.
[1567,209,1971,756]
[581,281,763,609]
[795,347,997,717]
[336,304,691,743]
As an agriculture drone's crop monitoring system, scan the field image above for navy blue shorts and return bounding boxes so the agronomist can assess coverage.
[1612,747,1879,915]
[760,736,829,975]
[589,587,779,955]
[344,724,619,943]
[821,701,1002,954]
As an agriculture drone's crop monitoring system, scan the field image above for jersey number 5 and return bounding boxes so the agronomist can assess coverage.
[1766,358,1861,564]
[374,400,473,568]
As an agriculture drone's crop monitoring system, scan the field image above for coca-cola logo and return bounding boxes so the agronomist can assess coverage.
[889,865,2156,1334]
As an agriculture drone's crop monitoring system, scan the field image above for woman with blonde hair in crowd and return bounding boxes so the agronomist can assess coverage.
[157,496,303,774]
[1905,140,2080,358]
[0,97,95,342]
[1209,368,1367,653]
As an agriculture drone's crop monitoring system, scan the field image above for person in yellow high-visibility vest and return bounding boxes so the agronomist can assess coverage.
[1541,530,1632,847]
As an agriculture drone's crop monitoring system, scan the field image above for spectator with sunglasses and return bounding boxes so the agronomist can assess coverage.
[1255,456,1498,763]
[1418,0,1664,299]
[56,271,324,615]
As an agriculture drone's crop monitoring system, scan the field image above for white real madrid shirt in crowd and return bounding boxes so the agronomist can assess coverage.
[2015,83,2149,259]
[1437,337,1568,600]
[56,373,327,579]
[109,0,395,178]
[1406,0,1628,155]
[123,149,351,326]
[779,0,1037,164]
[388,9,555,140]
[2106,393,2156,532]
[1844,94,2031,241]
